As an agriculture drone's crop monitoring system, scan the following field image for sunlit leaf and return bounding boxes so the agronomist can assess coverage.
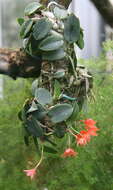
[24,2,43,16]
[35,88,52,105]
[20,20,33,39]
[53,7,68,19]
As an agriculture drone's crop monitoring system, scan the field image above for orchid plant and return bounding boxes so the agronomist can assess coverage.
[17,1,99,179]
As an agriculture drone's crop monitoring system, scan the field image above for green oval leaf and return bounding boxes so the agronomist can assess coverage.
[44,146,58,154]
[24,2,43,16]
[27,101,38,113]
[76,29,84,49]
[69,102,79,122]
[26,117,43,137]
[20,20,33,39]
[24,136,30,146]
[31,79,38,95]
[35,88,52,106]
[17,17,24,26]
[48,104,73,123]
[39,35,64,51]
[42,48,66,61]
[53,7,68,19]
[64,13,80,43]
[53,80,61,100]
[33,18,52,40]
[30,103,47,121]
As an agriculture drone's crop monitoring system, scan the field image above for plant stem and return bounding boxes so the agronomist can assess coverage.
[68,55,77,78]
[68,134,71,147]
[35,146,44,169]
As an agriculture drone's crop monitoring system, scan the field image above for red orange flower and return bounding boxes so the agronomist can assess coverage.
[81,119,96,127]
[85,124,99,131]
[76,130,90,146]
[62,148,78,157]
[23,168,36,180]
[87,128,98,136]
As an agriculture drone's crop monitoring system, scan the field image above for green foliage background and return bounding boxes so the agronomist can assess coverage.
[0,44,113,189]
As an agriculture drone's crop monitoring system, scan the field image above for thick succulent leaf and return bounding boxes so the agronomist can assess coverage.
[27,101,38,113]
[76,29,84,49]
[20,20,33,39]
[26,35,41,55]
[54,80,61,100]
[42,48,66,61]
[53,7,68,19]
[31,103,47,121]
[33,137,39,151]
[44,146,58,154]
[24,136,29,146]
[39,35,64,51]
[69,101,79,122]
[26,117,43,137]
[31,79,38,95]
[48,104,73,123]
[24,2,43,16]
[19,100,30,121]
[33,18,52,40]
[32,110,47,121]
[35,88,52,106]
[64,13,80,43]
[17,17,24,26]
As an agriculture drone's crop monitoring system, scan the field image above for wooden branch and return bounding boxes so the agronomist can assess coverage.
[90,0,113,27]
[0,48,41,79]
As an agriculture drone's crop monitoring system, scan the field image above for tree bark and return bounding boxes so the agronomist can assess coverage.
[90,0,113,28]
[0,48,42,79]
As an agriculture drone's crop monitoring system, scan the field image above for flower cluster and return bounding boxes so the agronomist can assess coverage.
[23,119,99,179]
[76,119,99,146]
[61,119,99,158]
